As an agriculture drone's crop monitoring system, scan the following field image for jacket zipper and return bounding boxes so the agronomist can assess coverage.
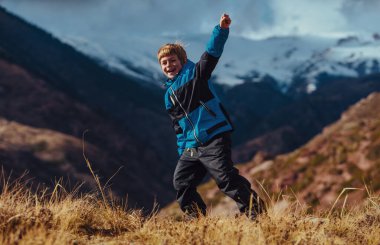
[169,87,202,145]
[200,101,217,118]
[169,94,176,106]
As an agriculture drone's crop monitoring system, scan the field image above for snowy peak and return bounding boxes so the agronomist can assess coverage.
[336,35,361,46]
[59,30,380,94]
[290,34,380,93]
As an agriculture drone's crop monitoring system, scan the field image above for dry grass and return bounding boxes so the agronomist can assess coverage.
[0,173,143,245]
[1,174,379,245]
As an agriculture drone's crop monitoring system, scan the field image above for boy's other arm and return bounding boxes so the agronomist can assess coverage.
[197,14,231,80]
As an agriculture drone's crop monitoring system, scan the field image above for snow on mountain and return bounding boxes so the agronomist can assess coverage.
[292,35,380,93]
[61,31,380,93]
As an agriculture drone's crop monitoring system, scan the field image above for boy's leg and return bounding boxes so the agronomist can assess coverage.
[173,149,208,217]
[199,133,265,217]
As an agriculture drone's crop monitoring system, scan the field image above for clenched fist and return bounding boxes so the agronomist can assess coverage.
[220,13,231,29]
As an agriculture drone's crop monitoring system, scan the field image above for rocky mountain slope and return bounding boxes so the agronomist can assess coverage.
[248,92,380,209]
[0,56,176,208]
[232,73,380,162]
[0,7,176,209]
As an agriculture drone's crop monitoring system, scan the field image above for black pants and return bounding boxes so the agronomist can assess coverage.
[173,133,263,217]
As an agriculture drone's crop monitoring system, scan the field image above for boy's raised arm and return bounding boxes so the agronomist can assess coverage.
[205,14,230,58]
[197,13,231,80]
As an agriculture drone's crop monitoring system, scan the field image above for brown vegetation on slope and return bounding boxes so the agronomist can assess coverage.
[246,92,380,209]
[0,118,106,190]
[232,74,380,163]
[0,57,173,208]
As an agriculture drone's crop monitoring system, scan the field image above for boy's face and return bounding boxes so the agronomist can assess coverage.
[160,54,183,79]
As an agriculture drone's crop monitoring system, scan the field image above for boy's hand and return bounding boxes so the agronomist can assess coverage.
[220,13,231,29]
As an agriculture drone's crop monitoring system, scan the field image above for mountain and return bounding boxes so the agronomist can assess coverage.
[0,6,177,209]
[213,80,292,145]
[287,34,380,95]
[2,0,380,86]
[61,24,380,161]
[65,31,380,95]
[7,1,371,93]
[232,73,380,162]
[246,92,380,209]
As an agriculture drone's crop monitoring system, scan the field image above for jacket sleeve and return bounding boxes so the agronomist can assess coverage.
[196,25,229,81]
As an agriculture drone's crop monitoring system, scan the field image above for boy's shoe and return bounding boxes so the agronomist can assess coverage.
[245,196,267,221]
[182,211,206,222]
[181,206,206,222]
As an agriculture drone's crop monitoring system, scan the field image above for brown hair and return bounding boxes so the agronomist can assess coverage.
[157,43,187,65]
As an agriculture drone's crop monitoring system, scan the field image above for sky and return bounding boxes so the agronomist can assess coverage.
[1,0,379,39]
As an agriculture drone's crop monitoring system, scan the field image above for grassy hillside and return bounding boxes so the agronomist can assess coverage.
[1,174,379,244]
[247,92,380,210]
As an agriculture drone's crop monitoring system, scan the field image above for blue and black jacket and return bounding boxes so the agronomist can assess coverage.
[164,25,234,156]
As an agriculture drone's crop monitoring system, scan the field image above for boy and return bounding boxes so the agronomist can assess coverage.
[157,14,264,218]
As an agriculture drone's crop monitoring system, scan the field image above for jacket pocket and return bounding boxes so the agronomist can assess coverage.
[206,121,228,135]
[219,103,234,130]
[200,100,217,118]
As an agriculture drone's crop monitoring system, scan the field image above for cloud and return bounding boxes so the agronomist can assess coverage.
[1,0,274,36]
[263,0,346,36]
[241,0,380,38]
[340,0,380,34]
[2,0,379,39]
[2,0,99,4]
